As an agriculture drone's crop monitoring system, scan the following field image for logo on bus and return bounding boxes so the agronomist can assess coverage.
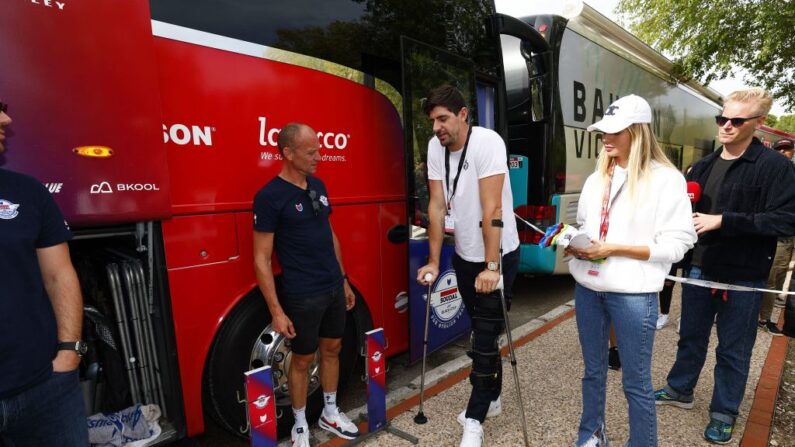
[163,124,214,146]
[258,117,350,150]
[44,183,63,194]
[428,270,465,329]
[30,0,66,11]
[90,182,161,194]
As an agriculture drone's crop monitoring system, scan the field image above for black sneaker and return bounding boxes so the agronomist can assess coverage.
[765,321,784,336]
[608,347,621,370]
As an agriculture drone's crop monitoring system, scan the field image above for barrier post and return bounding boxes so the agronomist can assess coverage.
[245,365,278,447]
[345,328,418,445]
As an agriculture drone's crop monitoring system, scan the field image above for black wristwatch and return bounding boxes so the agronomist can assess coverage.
[57,340,88,357]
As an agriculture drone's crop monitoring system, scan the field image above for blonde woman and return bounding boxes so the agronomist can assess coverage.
[566,95,696,447]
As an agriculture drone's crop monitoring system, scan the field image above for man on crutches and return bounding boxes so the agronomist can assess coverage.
[416,85,525,447]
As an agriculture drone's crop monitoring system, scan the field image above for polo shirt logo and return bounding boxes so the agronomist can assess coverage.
[295,203,303,212]
[0,199,20,219]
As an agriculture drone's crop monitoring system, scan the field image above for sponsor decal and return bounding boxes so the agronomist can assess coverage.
[509,157,523,169]
[90,182,113,194]
[258,117,350,163]
[44,183,63,194]
[30,0,66,10]
[0,200,20,220]
[394,292,408,313]
[163,124,214,146]
[319,195,328,207]
[90,182,161,194]
[429,270,465,330]
[370,351,382,363]
[253,394,271,410]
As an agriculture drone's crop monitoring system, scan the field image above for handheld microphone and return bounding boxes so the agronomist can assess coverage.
[686,181,701,212]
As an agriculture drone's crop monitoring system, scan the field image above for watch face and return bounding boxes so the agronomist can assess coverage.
[77,342,88,356]
[487,262,499,271]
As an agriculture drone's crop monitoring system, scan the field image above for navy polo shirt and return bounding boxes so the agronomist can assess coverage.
[253,176,343,298]
[0,168,72,399]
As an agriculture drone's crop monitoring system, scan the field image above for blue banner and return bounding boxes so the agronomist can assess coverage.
[366,328,387,433]
[408,239,471,363]
[245,366,277,447]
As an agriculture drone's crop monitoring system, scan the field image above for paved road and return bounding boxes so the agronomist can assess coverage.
[192,274,576,446]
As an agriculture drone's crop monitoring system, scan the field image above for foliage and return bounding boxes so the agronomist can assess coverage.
[777,115,795,134]
[616,0,795,111]
[766,114,779,127]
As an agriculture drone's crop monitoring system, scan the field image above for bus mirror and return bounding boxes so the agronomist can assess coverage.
[530,76,546,122]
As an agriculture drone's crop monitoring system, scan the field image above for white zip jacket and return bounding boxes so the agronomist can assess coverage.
[569,161,697,293]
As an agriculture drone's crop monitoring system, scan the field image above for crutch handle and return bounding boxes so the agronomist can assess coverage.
[424,273,433,282]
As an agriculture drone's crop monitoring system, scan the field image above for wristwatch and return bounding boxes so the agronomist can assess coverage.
[57,340,88,357]
[486,261,499,272]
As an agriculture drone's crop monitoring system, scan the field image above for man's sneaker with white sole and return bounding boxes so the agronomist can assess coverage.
[318,407,359,440]
[291,425,310,447]
[459,418,484,447]
[457,397,502,426]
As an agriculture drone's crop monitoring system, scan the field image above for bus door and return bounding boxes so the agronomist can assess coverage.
[401,37,479,363]
[495,14,563,274]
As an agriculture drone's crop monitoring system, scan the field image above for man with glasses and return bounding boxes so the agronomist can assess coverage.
[253,122,358,446]
[655,88,795,444]
[0,101,89,446]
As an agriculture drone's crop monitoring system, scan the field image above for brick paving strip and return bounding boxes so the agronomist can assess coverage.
[308,290,783,447]
[740,316,789,447]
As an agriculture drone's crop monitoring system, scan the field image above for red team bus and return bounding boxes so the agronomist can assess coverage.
[756,125,795,148]
[1,0,725,442]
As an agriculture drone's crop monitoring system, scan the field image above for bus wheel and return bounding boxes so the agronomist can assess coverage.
[202,289,364,439]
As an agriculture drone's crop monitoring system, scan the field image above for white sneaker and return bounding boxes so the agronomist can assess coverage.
[578,423,609,447]
[459,418,484,447]
[291,425,310,447]
[457,397,502,426]
[318,407,359,440]
[656,314,669,330]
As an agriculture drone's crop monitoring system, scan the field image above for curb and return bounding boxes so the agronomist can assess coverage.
[740,315,790,446]
[317,300,577,447]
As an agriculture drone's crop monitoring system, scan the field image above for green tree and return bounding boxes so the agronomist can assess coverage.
[766,114,779,127]
[616,0,795,110]
[777,115,795,134]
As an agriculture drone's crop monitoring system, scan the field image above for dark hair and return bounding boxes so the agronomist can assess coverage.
[277,122,311,154]
[422,84,466,116]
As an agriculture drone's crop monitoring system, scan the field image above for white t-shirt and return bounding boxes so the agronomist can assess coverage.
[427,126,520,262]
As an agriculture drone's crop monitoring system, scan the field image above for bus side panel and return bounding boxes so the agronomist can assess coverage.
[163,213,254,436]
[0,1,172,226]
[376,201,410,354]
[154,36,405,216]
[164,202,404,435]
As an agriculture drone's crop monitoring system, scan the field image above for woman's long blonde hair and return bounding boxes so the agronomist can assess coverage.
[595,123,675,200]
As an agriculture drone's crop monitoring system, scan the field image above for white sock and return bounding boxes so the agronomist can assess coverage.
[293,407,307,428]
[323,391,337,414]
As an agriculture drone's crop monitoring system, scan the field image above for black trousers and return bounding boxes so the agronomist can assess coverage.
[453,248,519,423]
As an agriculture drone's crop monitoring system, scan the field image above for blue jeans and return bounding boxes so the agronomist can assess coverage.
[665,265,763,424]
[0,369,87,446]
[575,283,657,447]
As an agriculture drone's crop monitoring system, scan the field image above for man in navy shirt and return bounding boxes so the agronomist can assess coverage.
[253,122,359,446]
[0,100,88,446]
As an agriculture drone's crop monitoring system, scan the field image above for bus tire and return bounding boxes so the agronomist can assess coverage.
[202,287,365,439]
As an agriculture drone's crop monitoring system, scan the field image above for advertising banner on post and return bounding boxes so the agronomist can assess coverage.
[408,240,471,363]
[245,366,278,447]
[366,328,387,433]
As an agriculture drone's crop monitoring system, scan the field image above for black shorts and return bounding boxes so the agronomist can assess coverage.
[281,285,346,355]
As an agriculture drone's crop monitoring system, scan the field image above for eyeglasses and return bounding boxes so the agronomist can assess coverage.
[715,115,760,127]
[0,102,7,114]
[306,188,321,216]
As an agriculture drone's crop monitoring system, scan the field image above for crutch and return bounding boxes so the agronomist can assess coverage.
[492,218,530,447]
[414,272,434,424]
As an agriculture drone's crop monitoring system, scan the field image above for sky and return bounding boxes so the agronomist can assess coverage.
[584,0,790,116]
